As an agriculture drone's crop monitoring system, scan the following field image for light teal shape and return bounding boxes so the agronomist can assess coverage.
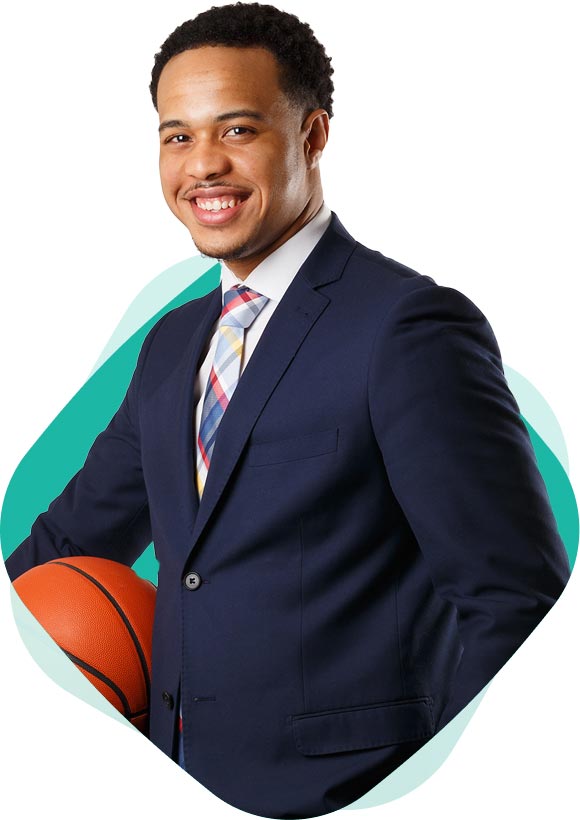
[1,254,577,808]
[91,255,218,374]
[505,365,569,474]
[346,688,488,809]
[9,583,131,731]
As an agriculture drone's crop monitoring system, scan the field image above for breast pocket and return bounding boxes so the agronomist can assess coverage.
[248,428,339,467]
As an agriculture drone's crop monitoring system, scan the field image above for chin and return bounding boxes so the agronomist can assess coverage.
[190,231,255,262]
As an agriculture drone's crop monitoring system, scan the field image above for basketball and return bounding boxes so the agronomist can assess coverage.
[12,556,156,735]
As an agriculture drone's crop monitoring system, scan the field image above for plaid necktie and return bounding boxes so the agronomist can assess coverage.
[195,285,269,497]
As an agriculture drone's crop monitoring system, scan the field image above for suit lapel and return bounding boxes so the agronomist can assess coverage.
[172,285,222,536]
[186,213,357,558]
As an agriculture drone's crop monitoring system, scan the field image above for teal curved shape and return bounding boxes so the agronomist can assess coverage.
[90,255,219,375]
[1,255,577,810]
[504,366,569,474]
[1,262,221,580]
[522,420,578,568]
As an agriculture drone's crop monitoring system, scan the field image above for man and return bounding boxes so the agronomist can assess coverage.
[4,3,570,818]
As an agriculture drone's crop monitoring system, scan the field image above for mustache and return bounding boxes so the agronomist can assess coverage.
[183,182,250,197]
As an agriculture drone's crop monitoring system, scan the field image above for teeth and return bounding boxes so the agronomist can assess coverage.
[196,196,242,210]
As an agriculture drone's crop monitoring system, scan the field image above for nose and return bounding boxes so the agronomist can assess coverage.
[184,137,231,181]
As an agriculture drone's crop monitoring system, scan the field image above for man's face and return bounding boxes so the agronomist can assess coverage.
[157,46,324,273]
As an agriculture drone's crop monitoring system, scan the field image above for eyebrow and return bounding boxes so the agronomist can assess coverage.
[158,110,265,133]
[158,119,189,133]
[215,109,264,123]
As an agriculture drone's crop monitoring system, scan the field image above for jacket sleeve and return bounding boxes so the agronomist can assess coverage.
[4,316,167,582]
[368,282,571,728]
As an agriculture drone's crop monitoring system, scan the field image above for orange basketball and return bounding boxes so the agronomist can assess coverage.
[12,556,156,735]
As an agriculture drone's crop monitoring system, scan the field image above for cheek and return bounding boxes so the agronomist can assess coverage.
[159,156,182,198]
[238,143,297,200]
[271,140,306,198]
[255,161,298,207]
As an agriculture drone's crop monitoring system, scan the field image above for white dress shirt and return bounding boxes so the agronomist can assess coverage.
[193,204,332,440]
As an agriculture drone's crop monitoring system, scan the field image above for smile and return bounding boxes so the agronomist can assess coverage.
[196,196,243,211]
[189,192,249,225]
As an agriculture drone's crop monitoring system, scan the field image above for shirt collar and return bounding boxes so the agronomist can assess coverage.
[220,204,332,302]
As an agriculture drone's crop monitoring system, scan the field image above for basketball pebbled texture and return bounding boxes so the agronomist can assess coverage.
[12,556,156,734]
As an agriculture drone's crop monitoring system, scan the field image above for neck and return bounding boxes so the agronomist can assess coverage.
[225,193,324,280]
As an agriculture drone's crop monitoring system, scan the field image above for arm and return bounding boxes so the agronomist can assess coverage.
[368,283,570,728]
[5,316,167,582]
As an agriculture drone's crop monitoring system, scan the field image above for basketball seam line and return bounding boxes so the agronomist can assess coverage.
[63,649,136,719]
[52,561,151,703]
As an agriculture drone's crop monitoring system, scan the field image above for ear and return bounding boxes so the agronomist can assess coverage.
[302,109,330,169]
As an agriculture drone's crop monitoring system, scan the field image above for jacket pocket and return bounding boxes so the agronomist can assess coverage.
[248,428,338,466]
[291,697,434,756]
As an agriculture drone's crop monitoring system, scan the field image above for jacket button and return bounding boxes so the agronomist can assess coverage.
[162,691,174,710]
[183,571,202,591]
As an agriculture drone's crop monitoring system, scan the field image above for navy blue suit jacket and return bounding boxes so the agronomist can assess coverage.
[6,214,570,818]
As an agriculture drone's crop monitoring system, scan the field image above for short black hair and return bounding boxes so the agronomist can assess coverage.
[150,2,334,117]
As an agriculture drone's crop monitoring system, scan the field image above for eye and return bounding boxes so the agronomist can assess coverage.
[224,126,255,138]
[164,134,191,144]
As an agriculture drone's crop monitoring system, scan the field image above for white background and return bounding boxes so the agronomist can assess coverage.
[1,1,578,817]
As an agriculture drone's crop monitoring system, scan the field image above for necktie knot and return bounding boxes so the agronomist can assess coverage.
[220,285,269,330]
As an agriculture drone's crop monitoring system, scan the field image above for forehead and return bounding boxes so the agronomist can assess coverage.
[156,46,288,119]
